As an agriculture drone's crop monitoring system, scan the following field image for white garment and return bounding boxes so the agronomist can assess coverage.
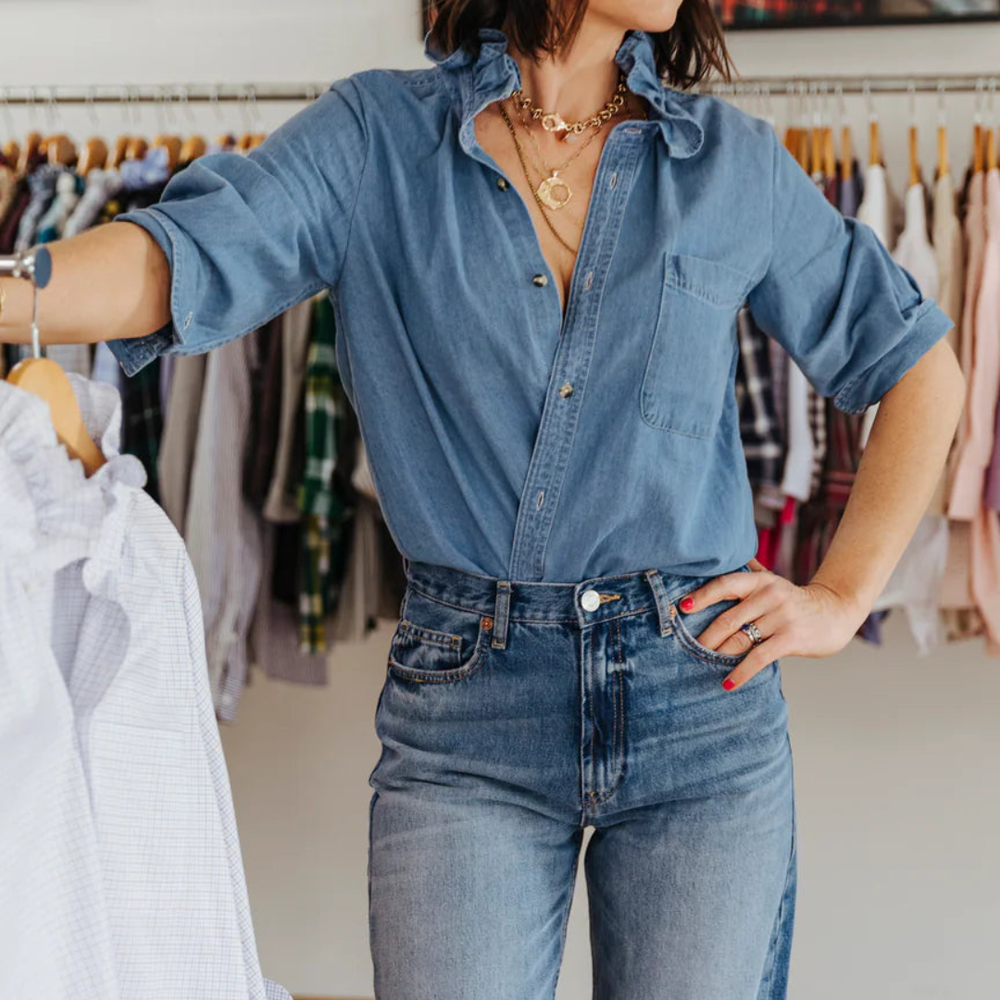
[870,182,950,653]
[0,375,290,1000]
[856,163,905,448]
[871,513,949,656]
[778,362,814,502]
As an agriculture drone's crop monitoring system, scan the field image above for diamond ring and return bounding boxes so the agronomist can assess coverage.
[740,620,764,646]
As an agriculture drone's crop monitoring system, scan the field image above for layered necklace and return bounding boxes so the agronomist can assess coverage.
[497,71,647,255]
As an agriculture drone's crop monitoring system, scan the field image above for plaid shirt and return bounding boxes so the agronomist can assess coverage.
[734,306,785,497]
[297,295,354,653]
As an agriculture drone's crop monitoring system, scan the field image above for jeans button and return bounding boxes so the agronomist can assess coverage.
[580,589,601,612]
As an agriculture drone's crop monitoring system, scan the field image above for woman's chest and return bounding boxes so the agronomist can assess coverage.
[341,125,770,439]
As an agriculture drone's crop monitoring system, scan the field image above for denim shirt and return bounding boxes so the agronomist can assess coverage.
[108,27,954,583]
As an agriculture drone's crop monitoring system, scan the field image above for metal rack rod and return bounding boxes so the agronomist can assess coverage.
[0,83,328,105]
[696,73,1000,96]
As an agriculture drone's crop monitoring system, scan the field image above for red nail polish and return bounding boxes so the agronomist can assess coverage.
[680,597,694,611]
[722,678,735,690]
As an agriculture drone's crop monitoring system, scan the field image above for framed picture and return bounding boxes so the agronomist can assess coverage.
[714,0,1000,30]
[421,0,1000,35]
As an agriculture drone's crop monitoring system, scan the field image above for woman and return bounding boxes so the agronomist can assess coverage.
[0,1,965,997]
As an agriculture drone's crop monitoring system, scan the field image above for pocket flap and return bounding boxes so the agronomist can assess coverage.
[664,253,753,308]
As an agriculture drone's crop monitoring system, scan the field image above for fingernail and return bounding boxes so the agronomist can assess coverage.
[680,597,694,612]
[722,678,735,690]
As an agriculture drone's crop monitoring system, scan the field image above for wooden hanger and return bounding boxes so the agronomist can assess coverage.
[179,134,206,163]
[869,118,882,168]
[151,134,182,171]
[810,125,822,176]
[124,136,148,161]
[44,134,77,167]
[2,141,20,170]
[107,135,131,170]
[215,132,237,151]
[76,137,108,177]
[823,126,836,179]
[937,122,949,181]
[249,132,267,150]
[840,125,854,182]
[4,250,105,477]
[987,128,998,172]
[908,124,920,188]
[17,132,43,176]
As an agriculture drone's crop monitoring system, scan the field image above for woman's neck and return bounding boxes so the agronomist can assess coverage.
[508,19,629,125]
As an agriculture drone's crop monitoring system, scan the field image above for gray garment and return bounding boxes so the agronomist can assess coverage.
[262,298,314,524]
[329,493,383,644]
[15,163,63,252]
[248,524,328,687]
[184,336,264,722]
[157,355,207,533]
[63,168,124,238]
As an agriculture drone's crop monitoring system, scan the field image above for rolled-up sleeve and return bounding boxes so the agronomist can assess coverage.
[107,76,369,377]
[745,127,954,416]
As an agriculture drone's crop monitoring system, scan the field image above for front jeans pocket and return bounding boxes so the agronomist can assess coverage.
[387,585,491,684]
[640,252,753,439]
[671,564,755,668]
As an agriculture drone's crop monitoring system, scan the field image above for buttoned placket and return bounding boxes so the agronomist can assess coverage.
[459,91,648,580]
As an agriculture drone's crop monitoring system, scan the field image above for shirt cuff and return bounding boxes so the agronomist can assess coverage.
[104,208,196,378]
[831,298,956,415]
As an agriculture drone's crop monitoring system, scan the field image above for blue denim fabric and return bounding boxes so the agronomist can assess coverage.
[368,558,796,999]
[107,26,953,582]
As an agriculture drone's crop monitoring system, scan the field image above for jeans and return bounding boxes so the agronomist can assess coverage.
[368,558,797,1000]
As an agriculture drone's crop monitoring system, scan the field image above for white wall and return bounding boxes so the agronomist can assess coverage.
[6,4,999,997]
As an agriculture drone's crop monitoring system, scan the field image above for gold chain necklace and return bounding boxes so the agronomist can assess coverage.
[497,89,649,256]
[510,71,626,210]
[513,72,628,138]
[512,99,606,211]
[497,97,581,255]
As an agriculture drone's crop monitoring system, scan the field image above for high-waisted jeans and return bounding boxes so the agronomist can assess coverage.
[368,558,797,1000]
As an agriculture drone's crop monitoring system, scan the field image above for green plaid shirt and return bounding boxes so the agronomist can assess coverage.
[297,294,352,653]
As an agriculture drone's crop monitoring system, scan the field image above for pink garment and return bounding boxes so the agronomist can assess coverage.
[940,170,986,622]
[949,169,999,519]
[948,169,1000,648]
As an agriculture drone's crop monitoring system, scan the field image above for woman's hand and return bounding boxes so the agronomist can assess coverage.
[676,558,871,692]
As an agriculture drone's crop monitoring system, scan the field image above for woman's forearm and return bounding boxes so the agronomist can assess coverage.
[0,221,171,347]
[810,337,967,615]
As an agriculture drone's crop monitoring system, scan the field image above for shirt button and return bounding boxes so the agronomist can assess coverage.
[532,273,548,287]
[496,176,509,191]
[580,589,601,612]
[559,382,573,398]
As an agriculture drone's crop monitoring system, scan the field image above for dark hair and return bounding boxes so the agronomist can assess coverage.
[426,0,734,90]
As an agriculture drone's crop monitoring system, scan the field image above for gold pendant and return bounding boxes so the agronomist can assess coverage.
[537,172,572,210]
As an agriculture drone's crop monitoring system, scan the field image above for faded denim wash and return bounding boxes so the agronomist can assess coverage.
[368,557,796,999]
[107,26,954,583]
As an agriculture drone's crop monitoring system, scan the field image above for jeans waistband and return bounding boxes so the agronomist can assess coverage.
[401,558,749,651]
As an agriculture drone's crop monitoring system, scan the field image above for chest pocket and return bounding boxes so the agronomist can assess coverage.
[640,252,754,439]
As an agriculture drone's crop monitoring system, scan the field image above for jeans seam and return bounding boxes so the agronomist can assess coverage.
[757,745,797,999]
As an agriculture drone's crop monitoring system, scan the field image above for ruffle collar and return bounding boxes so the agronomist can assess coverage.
[0,374,146,605]
[423,25,704,159]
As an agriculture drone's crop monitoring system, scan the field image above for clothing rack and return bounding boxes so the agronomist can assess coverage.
[696,73,1000,97]
[0,83,328,107]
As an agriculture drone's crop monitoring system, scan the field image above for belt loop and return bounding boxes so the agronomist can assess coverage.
[644,568,673,637]
[491,579,511,649]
